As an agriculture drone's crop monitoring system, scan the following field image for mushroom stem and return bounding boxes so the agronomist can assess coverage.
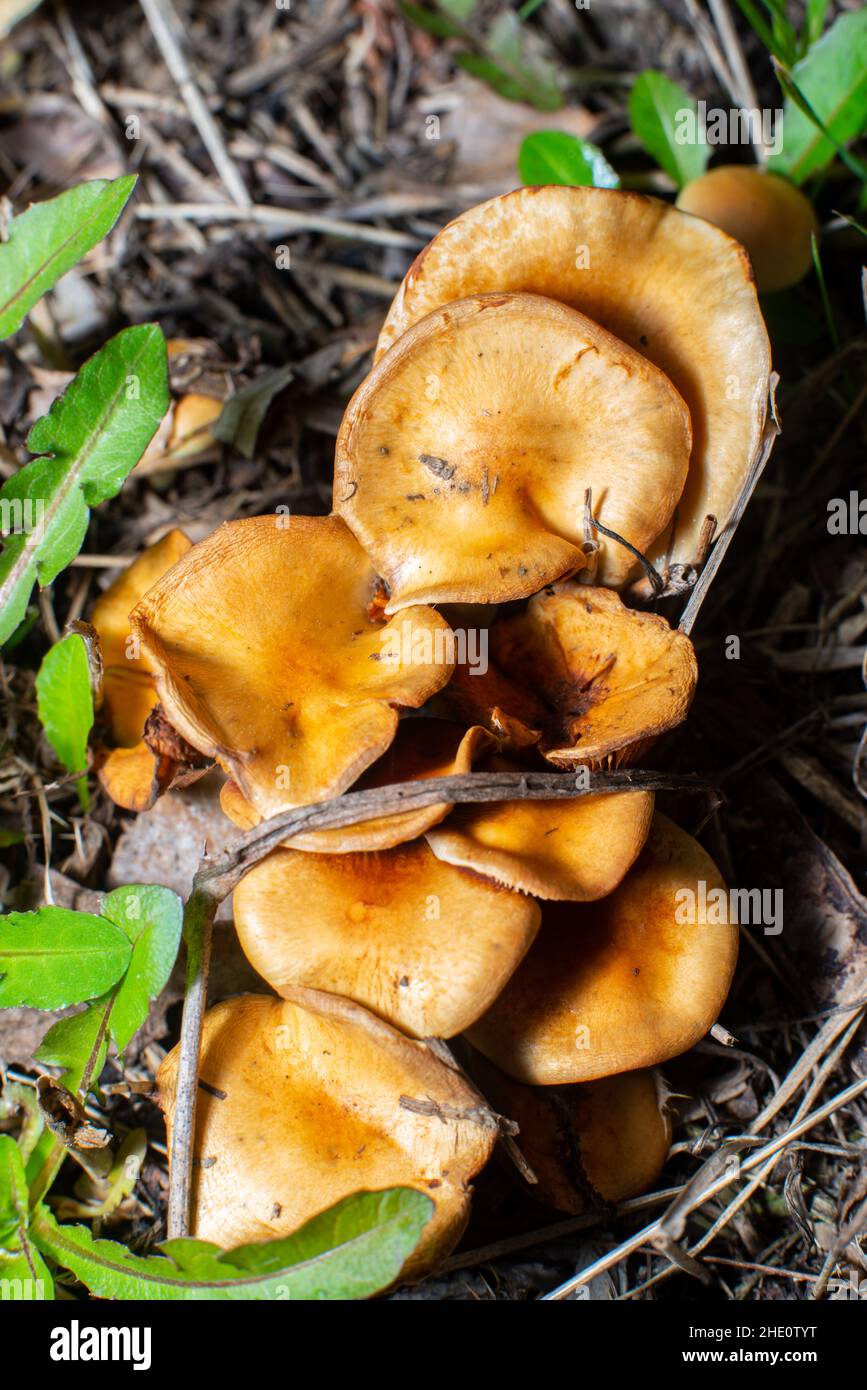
[166,766,716,1237]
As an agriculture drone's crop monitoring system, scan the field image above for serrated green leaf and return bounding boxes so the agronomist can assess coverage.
[35,632,94,810]
[628,71,709,188]
[0,176,136,341]
[397,1,462,39]
[518,130,620,189]
[99,884,183,1055]
[0,1136,53,1299]
[0,323,169,645]
[33,1188,433,1300]
[769,11,867,183]
[33,884,182,1086]
[0,907,131,1009]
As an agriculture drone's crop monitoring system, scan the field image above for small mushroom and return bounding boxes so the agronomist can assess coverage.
[445,582,697,767]
[336,292,691,600]
[425,755,653,900]
[158,991,498,1277]
[91,529,192,747]
[233,837,540,1037]
[90,529,193,811]
[467,814,738,1084]
[469,1049,671,1212]
[376,185,772,578]
[130,515,456,816]
[220,718,494,853]
[677,166,818,294]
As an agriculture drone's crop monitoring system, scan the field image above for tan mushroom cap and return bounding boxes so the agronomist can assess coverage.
[97,742,172,814]
[91,528,192,748]
[425,755,653,900]
[676,166,818,294]
[336,292,691,600]
[158,991,497,1277]
[469,1049,671,1212]
[130,514,455,817]
[488,582,697,767]
[233,838,540,1038]
[467,814,738,1084]
[376,185,772,575]
[220,718,494,854]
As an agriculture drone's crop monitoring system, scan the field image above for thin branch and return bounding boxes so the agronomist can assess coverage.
[138,0,250,208]
[135,201,422,250]
[679,375,781,635]
[541,1074,867,1300]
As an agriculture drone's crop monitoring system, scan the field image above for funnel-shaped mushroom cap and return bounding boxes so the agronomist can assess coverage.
[487,583,697,767]
[469,1050,670,1212]
[467,814,737,1084]
[91,529,192,748]
[220,719,494,853]
[376,186,771,575]
[158,991,497,1275]
[426,755,653,900]
[130,515,455,816]
[336,292,691,599]
[233,838,540,1037]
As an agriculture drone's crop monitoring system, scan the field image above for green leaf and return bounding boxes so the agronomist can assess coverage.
[33,1188,434,1300]
[0,907,131,1010]
[397,1,463,39]
[99,884,183,1055]
[0,1136,53,1299]
[803,0,829,50]
[0,176,136,341]
[484,9,562,111]
[769,11,867,183]
[212,365,293,460]
[438,0,475,18]
[518,130,619,189]
[628,71,709,187]
[34,995,110,1093]
[0,323,169,646]
[35,632,94,810]
[34,884,182,1086]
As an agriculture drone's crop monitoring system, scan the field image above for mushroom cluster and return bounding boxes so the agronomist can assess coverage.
[95,185,773,1283]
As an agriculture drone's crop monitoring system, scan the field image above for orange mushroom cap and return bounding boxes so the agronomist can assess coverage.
[376,185,772,577]
[469,1049,671,1212]
[467,814,738,1084]
[90,529,193,811]
[233,837,540,1038]
[336,292,691,600]
[130,515,456,816]
[425,755,653,901]
[158,991,497,1278]
[677,166,818,295]
[481,582,697,768]
[91,529,192,748]
[220,718,494,853]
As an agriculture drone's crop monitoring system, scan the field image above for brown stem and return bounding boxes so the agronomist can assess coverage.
[165,765,715,1238]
